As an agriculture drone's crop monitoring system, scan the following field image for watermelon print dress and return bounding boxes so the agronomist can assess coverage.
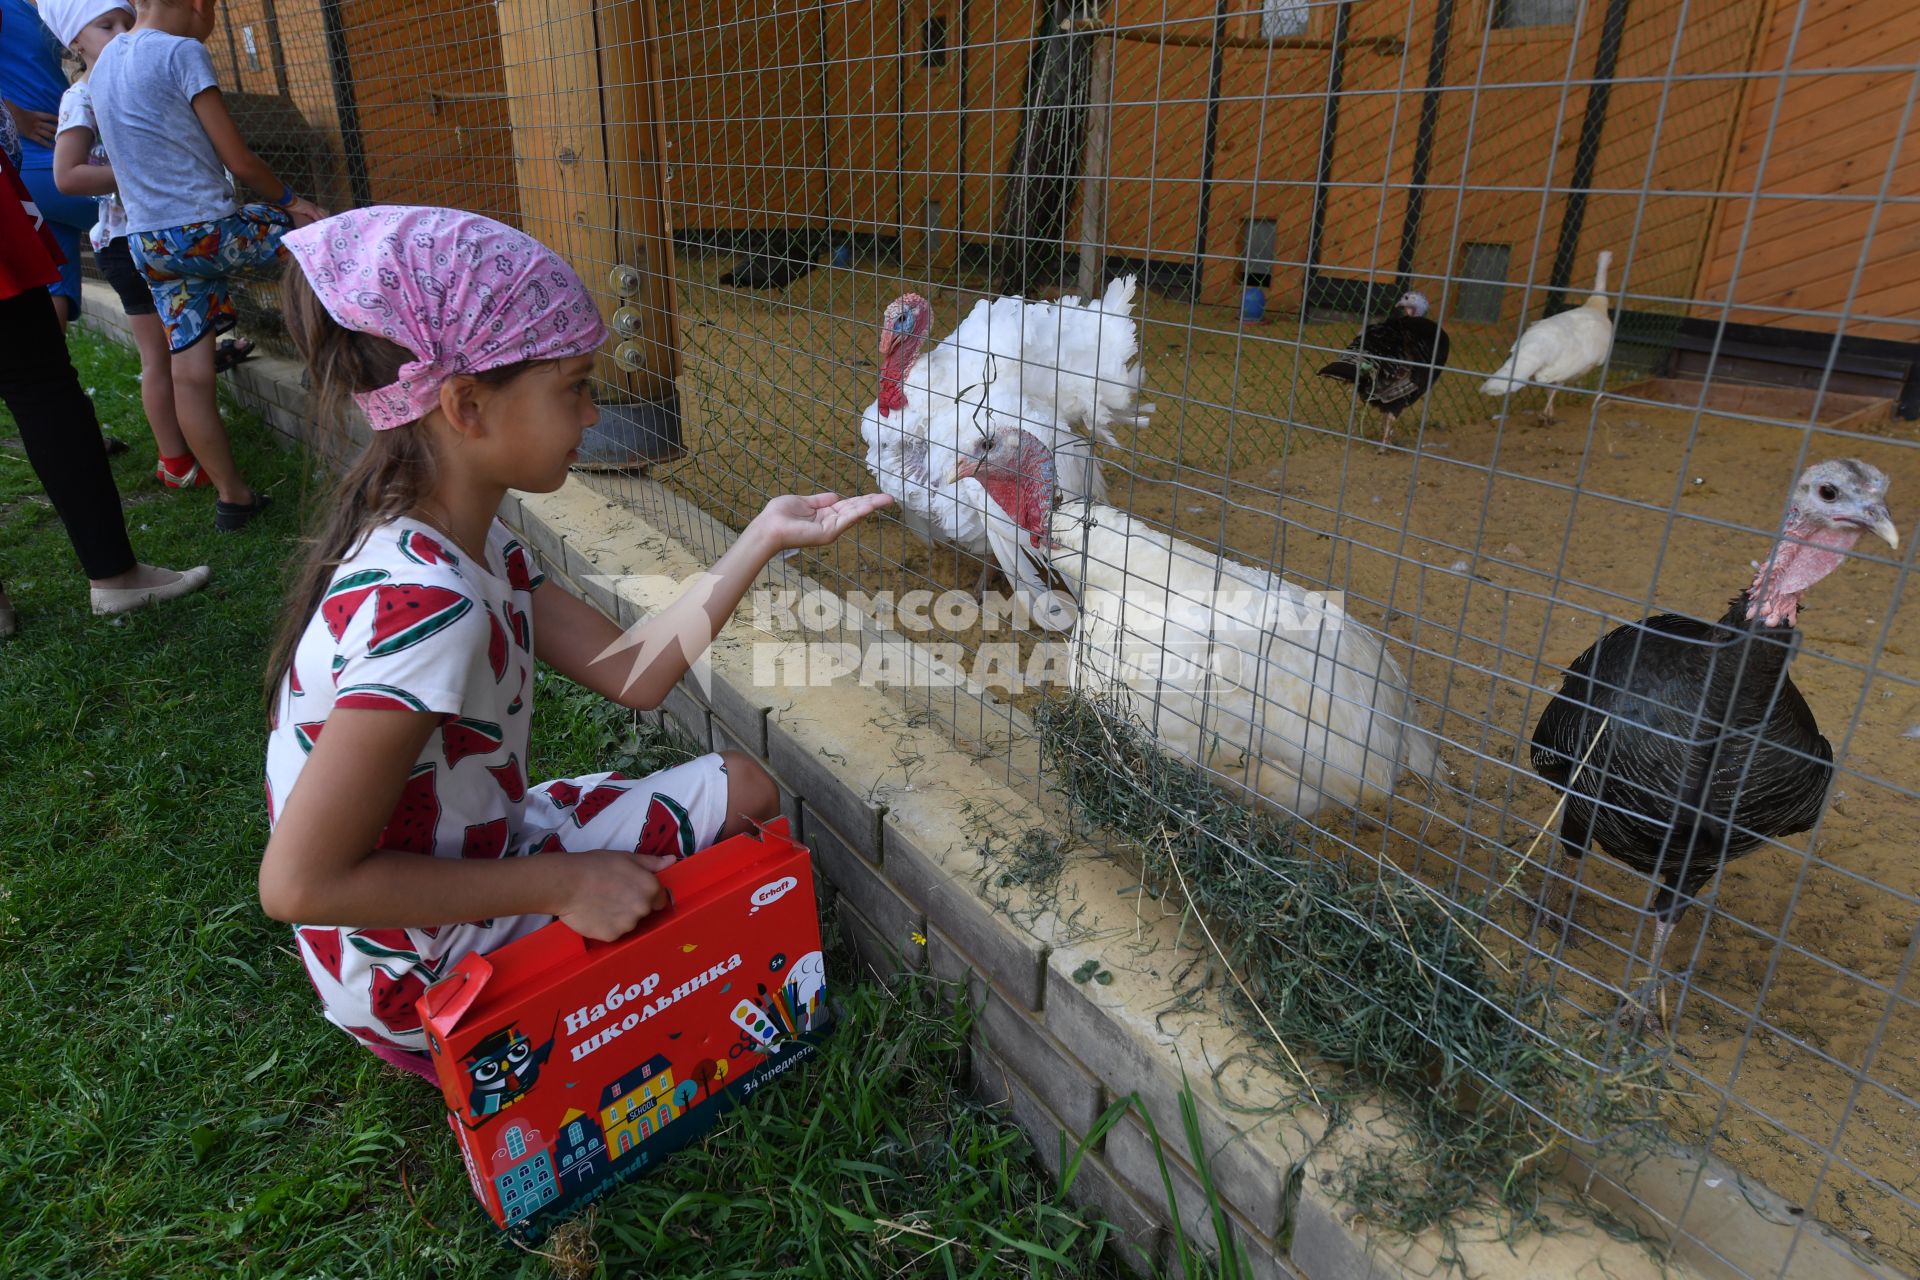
[264,516,731,1054]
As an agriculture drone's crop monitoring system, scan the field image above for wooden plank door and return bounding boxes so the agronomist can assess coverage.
[898,0,966,269]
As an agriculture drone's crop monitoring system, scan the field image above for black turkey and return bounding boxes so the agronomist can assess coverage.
[1530,459,1898,1019]
[1318,291,1450,445]
[719,238,825,291]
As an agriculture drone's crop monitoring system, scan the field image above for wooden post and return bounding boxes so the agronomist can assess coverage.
[495,0,682,462]
[1075,19,1113,300]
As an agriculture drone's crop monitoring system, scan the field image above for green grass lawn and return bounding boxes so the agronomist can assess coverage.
[0,331,1151,1279]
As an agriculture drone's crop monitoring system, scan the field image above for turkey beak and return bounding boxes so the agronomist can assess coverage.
[952,454,979,482]
[1857,502,1900,551]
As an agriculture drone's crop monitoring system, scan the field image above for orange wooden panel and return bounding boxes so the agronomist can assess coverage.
[1201,41,1334,309]
[1114,0,1218,29]
[1310,0,1437,290]
[898,0,965,267]
[956,0,1034,243]
[215,1,282,97]
[264,0,347,145]
[1103,37,1211,265]
[600,0,681,391]
[336,0,522,218]
[820,0,903,232]
[1750,0,1912,70]
[1559,0,1767,311]
[1694,0,1920,339]
[655,1,828,231]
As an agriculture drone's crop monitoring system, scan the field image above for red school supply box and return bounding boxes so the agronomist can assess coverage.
[417,818,830,1241]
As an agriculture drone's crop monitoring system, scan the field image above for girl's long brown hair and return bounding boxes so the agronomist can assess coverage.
[265,267,524,703]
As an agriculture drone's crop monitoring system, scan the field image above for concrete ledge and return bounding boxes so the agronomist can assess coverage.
[79,286,1900,1280]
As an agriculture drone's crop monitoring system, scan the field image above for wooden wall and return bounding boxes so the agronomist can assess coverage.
[335,0,523,217]
[655,2,829,232]
[222,0,521,218]
[1693,0,1920,342]
[194,0,1910,345]
[652,0,1779,320]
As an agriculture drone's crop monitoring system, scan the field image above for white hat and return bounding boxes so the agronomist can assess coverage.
[38,0,134,49]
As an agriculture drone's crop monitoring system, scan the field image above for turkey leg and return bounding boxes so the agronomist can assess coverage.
[972,560,999,599]
[1534,842,1580,937]
[1615,916,1677,1038]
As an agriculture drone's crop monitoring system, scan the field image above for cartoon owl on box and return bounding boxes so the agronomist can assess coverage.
[462,1025,553,1123]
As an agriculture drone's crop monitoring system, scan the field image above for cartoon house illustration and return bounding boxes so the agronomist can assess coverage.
[490,1121,559,1221]
[552,1106,608,1195]
[600,1054,683,1159]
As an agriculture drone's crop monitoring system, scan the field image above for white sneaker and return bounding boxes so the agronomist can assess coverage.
[90,564,213,616]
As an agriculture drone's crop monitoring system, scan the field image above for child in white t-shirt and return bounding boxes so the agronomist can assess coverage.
[257,206,890,1078]
[44,0,204,487]
[88,0,327,529]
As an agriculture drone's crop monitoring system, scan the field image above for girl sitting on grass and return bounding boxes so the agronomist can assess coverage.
[257,206,888,1077]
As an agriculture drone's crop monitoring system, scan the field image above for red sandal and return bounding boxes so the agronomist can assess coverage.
[156,454,212,489]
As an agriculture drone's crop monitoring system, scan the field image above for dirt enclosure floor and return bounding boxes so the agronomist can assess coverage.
[629,255,1920,1265]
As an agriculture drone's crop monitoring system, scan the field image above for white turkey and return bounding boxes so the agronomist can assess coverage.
[1479,251,1615,422]
[859,278,1153,632]
[951,429,1438,819]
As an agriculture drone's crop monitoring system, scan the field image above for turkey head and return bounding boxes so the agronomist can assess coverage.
[1747,458,1899,627]
[954,427,1058,549]
[875,293,935,416]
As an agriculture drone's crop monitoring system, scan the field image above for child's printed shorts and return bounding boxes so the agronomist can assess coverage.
[129,204,294,352]
[298,753,736,1055]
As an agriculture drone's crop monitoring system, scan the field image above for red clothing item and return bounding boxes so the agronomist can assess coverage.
[1,147,64,300]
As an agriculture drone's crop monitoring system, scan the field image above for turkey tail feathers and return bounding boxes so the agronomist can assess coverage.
[1478,355,1523,396]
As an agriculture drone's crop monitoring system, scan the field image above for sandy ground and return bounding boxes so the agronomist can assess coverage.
[627,254,1920,1265]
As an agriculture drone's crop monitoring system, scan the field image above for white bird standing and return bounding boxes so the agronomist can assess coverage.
[1479,251,1615,422]
[859,278,1153,631]
[951,430,1438,819]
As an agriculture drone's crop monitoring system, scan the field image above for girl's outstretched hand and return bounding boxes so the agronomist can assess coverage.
[749,492,892,554]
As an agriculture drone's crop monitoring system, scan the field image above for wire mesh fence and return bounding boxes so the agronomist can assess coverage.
[126,0,1920,1270]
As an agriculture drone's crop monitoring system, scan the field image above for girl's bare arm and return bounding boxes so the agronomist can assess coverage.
[533,492,890,710]
[189,87,327,224]
[259,707,672,940]
[52,126,116,197]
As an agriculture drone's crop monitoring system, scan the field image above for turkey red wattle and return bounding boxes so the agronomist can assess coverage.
[1746,519,1864,628]
[875,293,933,417]
[975,434,1059,548]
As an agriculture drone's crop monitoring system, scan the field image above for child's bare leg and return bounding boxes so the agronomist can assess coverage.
[129,314,189,458]
[171,336,252,504]
[716,750,780,839]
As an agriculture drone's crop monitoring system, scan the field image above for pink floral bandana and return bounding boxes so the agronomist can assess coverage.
[282,206,607,431]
